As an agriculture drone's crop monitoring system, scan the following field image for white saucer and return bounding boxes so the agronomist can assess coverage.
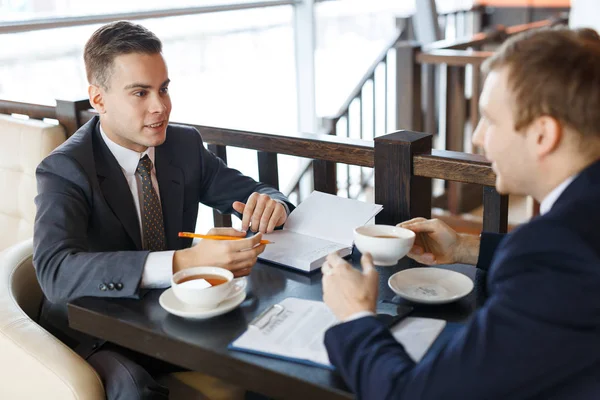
[159,278,247,320]
[388,268,474,304]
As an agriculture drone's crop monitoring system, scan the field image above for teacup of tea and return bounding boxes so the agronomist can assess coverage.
[171,266,235,308]
[353,225,416,266]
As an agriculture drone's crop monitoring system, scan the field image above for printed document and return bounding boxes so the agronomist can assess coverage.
[230,298,446,368]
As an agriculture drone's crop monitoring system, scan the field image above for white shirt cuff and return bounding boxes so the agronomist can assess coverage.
[140,251,175,289]
[343,310,376,323]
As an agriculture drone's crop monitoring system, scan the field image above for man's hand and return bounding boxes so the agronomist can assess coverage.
[399,218,480,266]
[173,228,265,277]
[232,192,287,233]
[322,252,378,321]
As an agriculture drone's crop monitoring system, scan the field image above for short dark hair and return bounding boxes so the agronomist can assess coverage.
[84,21,162,89]
[482,26,600,139]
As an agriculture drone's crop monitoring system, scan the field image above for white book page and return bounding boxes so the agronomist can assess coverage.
[259,230,348,271]
[232,298,338,366]
[282,191,383,246]
[390,317,447,362]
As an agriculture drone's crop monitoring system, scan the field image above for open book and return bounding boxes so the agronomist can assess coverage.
[229,297,447,369]
[259,191,383,272]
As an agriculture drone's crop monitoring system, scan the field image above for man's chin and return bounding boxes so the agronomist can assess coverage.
[142,131,167,147]
[494,179,509,195]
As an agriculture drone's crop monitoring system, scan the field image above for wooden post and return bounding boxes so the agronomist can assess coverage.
[257,151,279,190]
[56,99,91,136]
[313,117,337,195]
[374,130,432,225]
[482,186,508,233]
[313,159,337,195]
[207,144,232,228]
[395,41,423,132]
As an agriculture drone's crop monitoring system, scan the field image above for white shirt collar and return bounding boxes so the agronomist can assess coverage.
[99,125,155,176]
[539,175,576,215]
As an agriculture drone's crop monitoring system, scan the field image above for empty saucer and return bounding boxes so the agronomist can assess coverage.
[388,268,473,304]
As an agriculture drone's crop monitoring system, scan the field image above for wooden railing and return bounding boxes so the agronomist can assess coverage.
[0,99,508,233]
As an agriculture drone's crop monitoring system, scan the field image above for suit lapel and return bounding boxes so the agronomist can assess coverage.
[93,126,143,250]
[155,144,184,250]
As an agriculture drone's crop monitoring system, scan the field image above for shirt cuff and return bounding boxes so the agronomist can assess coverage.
[140,250,175,289]
[343,310,376,323]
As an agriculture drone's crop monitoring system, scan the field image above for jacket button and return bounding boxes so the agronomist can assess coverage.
[108,283,115,290]
[99,283,107,291]
[115,283,123,291]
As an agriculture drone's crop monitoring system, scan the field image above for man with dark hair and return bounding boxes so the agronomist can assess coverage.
[321,27,600,399]
[34,20,293,399]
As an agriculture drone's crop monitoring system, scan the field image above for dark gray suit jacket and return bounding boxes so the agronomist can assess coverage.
[33,116,293,355]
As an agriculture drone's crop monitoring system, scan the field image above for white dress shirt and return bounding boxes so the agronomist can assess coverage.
[539,175,577,216]
[100,127,174,288]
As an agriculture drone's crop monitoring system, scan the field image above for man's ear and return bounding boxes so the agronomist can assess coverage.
[88,84,106,114]
[530,116,562,159]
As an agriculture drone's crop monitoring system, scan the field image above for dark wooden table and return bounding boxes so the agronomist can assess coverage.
[68,252,486,400]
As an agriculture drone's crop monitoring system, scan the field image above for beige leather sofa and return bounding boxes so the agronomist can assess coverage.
[0,114,67,252]
[0,238,106,399]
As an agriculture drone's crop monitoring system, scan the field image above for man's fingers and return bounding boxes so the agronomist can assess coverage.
[233,267,253,278]
[361,253,375,274]
[408,253,437,265]
[398,217,427,227]
[409,244,424,255]
[249,195,268,232]
[401,219,438,234]
[266,204,285,233]
[227,233,264,251]
[207,227,246,237]
[241,193,258,231]
[230,243,266,263]
[321,261,334,276]
[326,252,351,270]
[258,200,276,233]
[232,201,245,215]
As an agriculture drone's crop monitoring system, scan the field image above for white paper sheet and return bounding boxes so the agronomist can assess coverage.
[259,230,350,272]
[280,191,383,246]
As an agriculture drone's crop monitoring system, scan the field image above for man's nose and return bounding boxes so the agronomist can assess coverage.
[149,93,167,113]
[472,118,486,148]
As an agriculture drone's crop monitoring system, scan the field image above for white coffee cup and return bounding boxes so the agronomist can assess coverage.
[353,225,416,266]
[171,266,235,308]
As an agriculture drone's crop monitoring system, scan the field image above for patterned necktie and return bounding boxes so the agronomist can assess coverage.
[136,155,166,251]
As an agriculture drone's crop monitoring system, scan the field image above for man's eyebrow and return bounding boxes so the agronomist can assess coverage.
[123,83,151,90]
[123,79,170,91]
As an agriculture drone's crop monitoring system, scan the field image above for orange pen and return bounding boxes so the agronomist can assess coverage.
[178,232,273,245]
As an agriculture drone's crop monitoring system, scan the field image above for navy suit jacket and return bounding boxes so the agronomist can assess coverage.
[33,116,293,352]
[325,160,600,399]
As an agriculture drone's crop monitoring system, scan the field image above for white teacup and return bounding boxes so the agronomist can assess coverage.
[171,266,235,308]
[353,225,416,266]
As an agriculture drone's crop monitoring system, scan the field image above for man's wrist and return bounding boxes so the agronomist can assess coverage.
[173,248,192,274]
[455,234,481,265]
[342,310,376,323]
